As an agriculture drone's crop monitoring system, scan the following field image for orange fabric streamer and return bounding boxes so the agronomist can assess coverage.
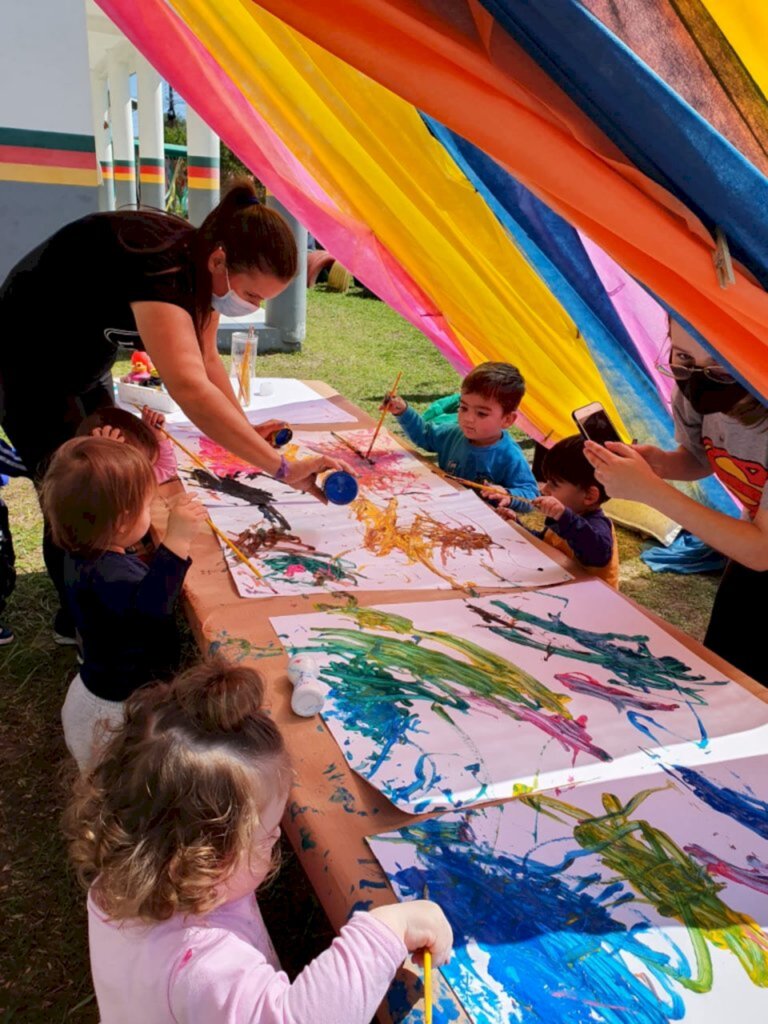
[256,0,768,395]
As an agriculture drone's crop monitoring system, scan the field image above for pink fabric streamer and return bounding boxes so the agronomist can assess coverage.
[578,232,674,408]
[95,0,472,380]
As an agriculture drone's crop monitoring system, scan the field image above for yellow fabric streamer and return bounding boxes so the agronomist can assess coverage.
[701,1,768,101]
[169,0,626,440]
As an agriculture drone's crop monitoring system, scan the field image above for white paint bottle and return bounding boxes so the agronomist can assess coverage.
[287,654,324,717]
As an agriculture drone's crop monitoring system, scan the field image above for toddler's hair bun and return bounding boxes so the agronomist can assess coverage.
[172,656,266,732]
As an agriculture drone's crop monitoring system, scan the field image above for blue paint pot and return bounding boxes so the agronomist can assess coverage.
[319,469,358,505]
[268,427,293,447]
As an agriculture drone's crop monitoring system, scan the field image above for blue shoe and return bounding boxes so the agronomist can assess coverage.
[0,624,14,645]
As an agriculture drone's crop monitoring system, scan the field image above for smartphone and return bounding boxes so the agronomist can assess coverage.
[572,402,623,445]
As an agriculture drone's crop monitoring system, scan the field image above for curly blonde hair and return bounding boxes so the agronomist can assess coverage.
[64,657,291,922]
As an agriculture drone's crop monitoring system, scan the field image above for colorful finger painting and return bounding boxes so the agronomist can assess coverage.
[209,490,572,598]
[271,582,768,813]
[287,427,459,497]
[368,759,768,1024]
[171,422,264,479]
[170,422,459,506]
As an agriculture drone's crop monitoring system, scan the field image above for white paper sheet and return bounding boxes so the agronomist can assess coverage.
[369,757,768,1024]
[271,582,768,813]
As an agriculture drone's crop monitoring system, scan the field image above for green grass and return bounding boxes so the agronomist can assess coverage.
[0,285,720,1020]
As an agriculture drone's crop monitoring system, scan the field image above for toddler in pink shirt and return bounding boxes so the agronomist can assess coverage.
[65,658,452,1024]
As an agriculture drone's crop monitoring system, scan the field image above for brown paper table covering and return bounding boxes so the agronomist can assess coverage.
[164,381,767,1024]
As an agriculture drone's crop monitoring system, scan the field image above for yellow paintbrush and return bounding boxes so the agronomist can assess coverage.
[366,370,402,459]
[206,518,277,594]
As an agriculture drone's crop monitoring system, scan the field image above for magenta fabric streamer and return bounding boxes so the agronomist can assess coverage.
[95,0,472,380]
[578,232,674,408]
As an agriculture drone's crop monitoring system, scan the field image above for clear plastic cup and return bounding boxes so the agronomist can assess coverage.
[231,332,255,406]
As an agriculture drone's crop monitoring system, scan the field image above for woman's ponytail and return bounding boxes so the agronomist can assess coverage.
[191,176,298,337]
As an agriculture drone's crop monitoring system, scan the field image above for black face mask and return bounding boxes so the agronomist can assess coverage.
[678,373,748,415]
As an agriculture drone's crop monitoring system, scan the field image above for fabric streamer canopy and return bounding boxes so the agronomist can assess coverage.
[97,0,768,508]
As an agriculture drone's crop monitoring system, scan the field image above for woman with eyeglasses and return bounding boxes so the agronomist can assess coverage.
[585,319,768,686]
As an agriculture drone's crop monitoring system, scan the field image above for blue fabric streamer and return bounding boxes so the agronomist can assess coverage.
[478,0,768,294]
[423,114,736,516]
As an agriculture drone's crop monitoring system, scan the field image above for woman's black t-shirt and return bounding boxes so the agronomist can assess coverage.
[0,211,197,393]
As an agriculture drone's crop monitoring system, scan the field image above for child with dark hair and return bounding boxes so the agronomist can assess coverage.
[499,435,619,587]
[65,657,453,1023]
[78,404,178,484]
[383,361,538,510]
[40,436,206,770]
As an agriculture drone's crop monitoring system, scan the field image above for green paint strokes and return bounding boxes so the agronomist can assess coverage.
[292,603,610,777]
[299,826,317,851]
[207,630,283,662]
[323,602,571,715]
[474,597,727,703]
[520,787,768,990]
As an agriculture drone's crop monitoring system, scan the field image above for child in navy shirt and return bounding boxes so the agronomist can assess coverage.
[384,362,538,511]
[41,436,206,770]
[499,435,619,587]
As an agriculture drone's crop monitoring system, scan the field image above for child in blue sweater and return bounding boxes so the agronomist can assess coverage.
[383,362,538,510]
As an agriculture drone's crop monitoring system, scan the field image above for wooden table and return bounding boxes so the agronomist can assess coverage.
[171,381,767,1024]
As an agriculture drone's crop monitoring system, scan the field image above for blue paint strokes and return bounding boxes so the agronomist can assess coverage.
[348,899,373,915]
[385,978,461,1024]
[435,997,461,1022]
[287,801,320,823]
[669,765,768,839]
[386,979,415,1023]
[359,878,388,890]
[329,785,357,814]
[599,882,628,905]
[685,702,709,749]
[378,814,686,1024]
[476,597,727,703]
[389,753,443,805]
[299,826,316,851]
[625,704,710,750]
[627,712,677,745]
[323,762,346,783]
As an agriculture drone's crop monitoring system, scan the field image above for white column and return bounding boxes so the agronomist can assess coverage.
[186,106,220,225]
[90,72,114,211]
[136,56,165,209]
[0,0,99,280]
[264,193,307,351]
[107,50,136,208]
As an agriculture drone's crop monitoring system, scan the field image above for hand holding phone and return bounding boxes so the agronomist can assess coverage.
[572,402,623,446]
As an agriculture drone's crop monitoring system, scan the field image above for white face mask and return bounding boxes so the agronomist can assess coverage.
[211,267,260,317]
